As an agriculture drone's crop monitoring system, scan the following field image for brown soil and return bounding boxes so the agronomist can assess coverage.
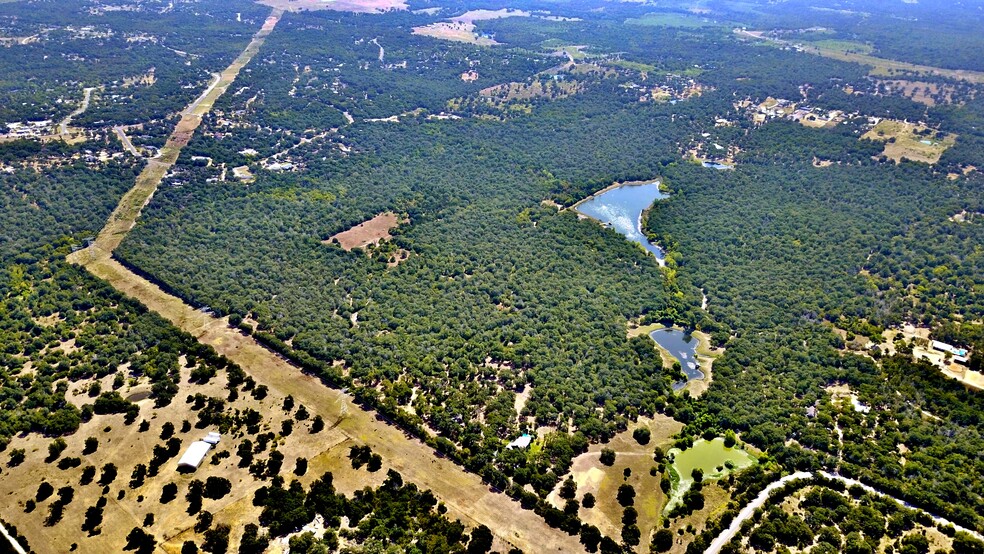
[324,212,402,251]
[257,0,407,13]
[548,415,682,552]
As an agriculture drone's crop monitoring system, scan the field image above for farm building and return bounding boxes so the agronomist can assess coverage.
[931,340,969,363]
[177,433,221,470]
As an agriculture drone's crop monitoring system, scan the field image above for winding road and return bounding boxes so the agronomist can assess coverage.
[707,471,984,553]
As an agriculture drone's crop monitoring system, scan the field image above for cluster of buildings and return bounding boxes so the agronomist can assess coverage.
[2,121,55,139]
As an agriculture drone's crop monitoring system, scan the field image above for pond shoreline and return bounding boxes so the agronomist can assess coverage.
[628,322,722,397]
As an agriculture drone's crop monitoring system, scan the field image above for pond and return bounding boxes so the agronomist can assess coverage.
[665,437,757,513]
[574,181,668,262]
[650,328,702,388]
[701,161,734,170]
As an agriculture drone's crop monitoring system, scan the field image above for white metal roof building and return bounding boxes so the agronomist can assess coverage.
[177,441,214,470]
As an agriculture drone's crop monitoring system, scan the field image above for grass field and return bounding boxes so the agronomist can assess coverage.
[861,119,957,164]
[737,29,984,85]
[664,438,756,515]
[807,39,874,55]
[625,12,722,28]
[548,415,683,552]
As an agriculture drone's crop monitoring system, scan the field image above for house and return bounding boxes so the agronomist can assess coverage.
[506,434,532,450]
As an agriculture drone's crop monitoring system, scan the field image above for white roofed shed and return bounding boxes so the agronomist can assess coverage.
[177,441,213,470]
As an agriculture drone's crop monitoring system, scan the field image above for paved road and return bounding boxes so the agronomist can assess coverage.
[707,471,984,553]
[58,87,96,137]
[706,472,812,554]
[113,126,141,156]
[0,521,27,554]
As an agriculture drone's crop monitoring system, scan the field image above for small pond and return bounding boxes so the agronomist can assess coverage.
[650,328,703,388]
[665,437,756,513]
[574,181,668,262]
[701,161,734,170]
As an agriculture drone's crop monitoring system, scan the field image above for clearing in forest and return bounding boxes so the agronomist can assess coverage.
[324,212,403,251]
[861,119,956,164]
[664,438,756,515]
[876,79,963,107]
[257,0,407,13]
[413,9,530,45]
[628,322,722,398]
[548,415,682,547]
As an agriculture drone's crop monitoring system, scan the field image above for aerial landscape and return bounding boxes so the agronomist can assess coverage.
[0,0,982,552]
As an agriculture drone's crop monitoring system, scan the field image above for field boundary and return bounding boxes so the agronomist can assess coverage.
[64,8,585,553]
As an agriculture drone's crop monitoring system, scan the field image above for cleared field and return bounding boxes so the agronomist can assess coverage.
[876,79,960,106]
[862,119,957,164]
[625,13,722,28]
[0,359,364,553]
[548,415,682,552]
[324,211,402,251]
[412,22,497,45]
[413,8,530,45]
[736,29,984,85]
[808,39,873,55]
[257,0,407,13]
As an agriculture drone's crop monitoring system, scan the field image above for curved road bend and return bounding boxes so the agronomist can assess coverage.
[707,471,984,553]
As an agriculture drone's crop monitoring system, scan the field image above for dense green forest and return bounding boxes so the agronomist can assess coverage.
[0,0,266,125]
[2,0,984,551]
[114,5,984,547]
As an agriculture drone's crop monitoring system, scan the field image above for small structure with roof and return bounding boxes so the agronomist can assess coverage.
[506,434,532,450]
[177,433,221,471]
[931,340,969,363]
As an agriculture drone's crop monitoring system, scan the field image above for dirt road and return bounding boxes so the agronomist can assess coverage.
[66,7,585,553]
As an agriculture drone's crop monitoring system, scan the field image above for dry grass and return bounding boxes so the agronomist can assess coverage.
[862,119,957,164]
[257,0,406,14]
[412,22,497,45]
[548,415,682,552]
[0,361,368,554]
[876,79,962,106]
[324,212,402,251]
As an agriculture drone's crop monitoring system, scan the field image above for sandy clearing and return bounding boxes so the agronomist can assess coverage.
[324,212,402,250]
[257,0,406,14]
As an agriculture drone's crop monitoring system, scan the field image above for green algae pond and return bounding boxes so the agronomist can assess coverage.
[664,437,757,513]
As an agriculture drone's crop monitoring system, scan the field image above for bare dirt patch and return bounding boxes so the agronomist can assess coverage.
[412,22,497,45]
[862,119,956,164]
[324,212,403,251]
[413,8,530,45]
[257,0,406,13]
[548,414,682,551]
[876,79,963,106]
